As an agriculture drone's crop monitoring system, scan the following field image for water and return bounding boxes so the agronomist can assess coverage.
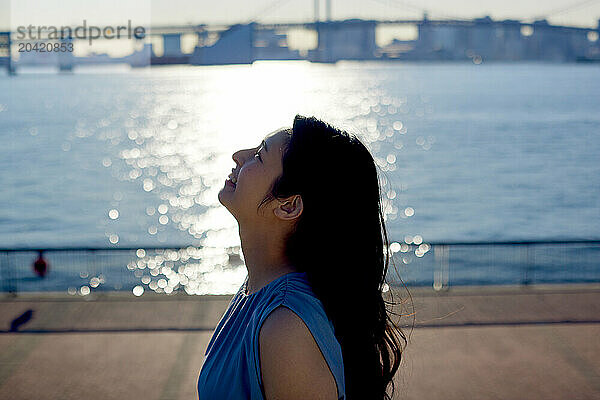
[1,61,599,293]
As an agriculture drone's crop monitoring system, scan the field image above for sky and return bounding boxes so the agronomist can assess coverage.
[2,0,600,28]
[2,0,600,56]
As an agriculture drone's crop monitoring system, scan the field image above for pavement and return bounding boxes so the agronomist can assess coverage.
[0,284,599,400]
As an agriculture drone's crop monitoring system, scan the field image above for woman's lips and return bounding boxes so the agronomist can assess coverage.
[226,170,238,189]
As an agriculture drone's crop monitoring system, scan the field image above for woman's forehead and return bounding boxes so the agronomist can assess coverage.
[263,129,290,150]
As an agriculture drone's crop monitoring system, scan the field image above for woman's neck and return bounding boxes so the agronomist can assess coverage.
[238,224,297,295]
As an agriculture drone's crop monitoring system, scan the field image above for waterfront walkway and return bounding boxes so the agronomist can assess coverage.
[0,284,599,399]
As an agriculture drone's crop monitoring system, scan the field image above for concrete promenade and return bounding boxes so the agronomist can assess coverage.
[0,284,599,399]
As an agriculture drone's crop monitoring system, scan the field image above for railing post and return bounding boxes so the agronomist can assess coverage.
[3,252,18,296]
[522,243,534,286]
[434,244,449,291]
[0,251,7,293]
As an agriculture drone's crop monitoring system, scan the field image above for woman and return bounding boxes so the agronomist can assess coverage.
[197,115,407,399]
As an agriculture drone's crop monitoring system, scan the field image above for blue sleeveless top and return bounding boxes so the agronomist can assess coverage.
[197,271,345,399]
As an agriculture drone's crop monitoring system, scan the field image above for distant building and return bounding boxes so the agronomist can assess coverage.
[410,16,597,62]
[526,20,563,61]
[468,17,496,60]
[415,22,470,60]
[495,20,526,61]
[152,34,189,65]
[190,23,255,65]
[126,43,153,67]
[414,20,472,60]
[566,29,593,61]
[310,19,377,62]
[253,28,301,60]
[377,38,415,59]
[163,34,183,57]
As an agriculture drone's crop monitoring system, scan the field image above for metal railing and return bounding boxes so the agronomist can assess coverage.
[390,240,600,290]
[0,240,599,295]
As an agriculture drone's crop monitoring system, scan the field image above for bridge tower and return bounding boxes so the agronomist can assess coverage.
[58,33,74,72]
[0,31,15,75]
[313,0,331,21]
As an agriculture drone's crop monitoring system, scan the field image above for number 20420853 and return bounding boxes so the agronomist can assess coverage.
[19,42,73,52]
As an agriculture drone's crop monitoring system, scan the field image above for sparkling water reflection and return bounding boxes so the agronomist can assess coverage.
[1,62,599,293]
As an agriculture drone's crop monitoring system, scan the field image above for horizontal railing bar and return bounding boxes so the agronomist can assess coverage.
[0,245,203,252]
[406,239,600,246]
[1,239,599,253]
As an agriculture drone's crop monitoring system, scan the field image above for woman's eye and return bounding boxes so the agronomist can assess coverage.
[254,151,261,161]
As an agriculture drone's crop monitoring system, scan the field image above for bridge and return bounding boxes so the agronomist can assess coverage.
[151,17,600,64]
[2,0,600,73]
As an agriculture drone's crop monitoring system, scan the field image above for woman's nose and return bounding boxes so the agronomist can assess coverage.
[232,148,252,166]
[232,150,243,166]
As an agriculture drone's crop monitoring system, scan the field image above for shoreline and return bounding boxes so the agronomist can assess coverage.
[3,281,599,302]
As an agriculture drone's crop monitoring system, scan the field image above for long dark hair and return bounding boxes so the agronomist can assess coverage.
[260,115,410,399]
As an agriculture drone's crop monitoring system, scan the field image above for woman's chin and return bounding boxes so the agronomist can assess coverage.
[218,188,229,204]
[218,187,236,209]
[217,195,241,222]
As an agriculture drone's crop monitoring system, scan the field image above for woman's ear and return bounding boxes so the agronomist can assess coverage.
[273,195,303,221]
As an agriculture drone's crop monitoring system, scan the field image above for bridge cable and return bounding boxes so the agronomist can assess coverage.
[367,0,464,20]
[247,0,295,23]
[534,0,600,20]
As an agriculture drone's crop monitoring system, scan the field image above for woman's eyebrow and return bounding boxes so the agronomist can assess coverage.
[261,140,268,153]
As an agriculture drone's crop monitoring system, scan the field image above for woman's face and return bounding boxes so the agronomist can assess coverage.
[218,129,290,222]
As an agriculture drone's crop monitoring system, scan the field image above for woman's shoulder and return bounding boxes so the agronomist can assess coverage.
[252,271,346,399]
[248,272,316,310]
[252,272,330,328]
[259,306,340,399]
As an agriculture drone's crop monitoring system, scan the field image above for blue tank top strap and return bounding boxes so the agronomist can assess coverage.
[250,272,346,399]
[197,271,346,400]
